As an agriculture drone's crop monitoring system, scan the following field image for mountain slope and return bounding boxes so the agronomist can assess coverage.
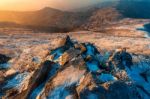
[0,0,150,32]
[0,7,90,32]
[82,7,121,31]
[0,7,63,26]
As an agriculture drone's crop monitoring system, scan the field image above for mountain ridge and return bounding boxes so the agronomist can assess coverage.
[0,0,150,32]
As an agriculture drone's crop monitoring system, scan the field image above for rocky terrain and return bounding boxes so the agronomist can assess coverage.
[0,0,150,99]
[0,26,150,99]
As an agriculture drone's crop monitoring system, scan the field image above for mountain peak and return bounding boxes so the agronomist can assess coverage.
[40,7,62,12]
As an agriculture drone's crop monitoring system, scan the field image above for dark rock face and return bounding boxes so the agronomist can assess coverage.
[109,49,133,70]
[26,61,58,99]
[0,54,11,64]
[50,35,74,61]
[0,36,150,99]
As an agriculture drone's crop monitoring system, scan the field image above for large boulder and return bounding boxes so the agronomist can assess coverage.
[25,61,59,99]
[74,43,87,53]
[51,35,74,50]
[108,48,133,70]
[58,48,80,66]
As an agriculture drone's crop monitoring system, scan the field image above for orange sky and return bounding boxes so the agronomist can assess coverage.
[0,0,102,11]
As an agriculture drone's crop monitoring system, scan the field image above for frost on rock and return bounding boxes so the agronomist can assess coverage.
[2,72,30,90]
[98,73,117,82]
[28,61,60,99]
[0,36,150,99]
[125,61,150,98]
[86,60,100,72]
[47,85,72,99]
[0,71,32,98]
[50,47,66,60]
[0,63,11,70]
[29,82,45,99]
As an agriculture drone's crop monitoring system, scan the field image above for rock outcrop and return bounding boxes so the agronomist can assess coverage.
[0,36,150,99]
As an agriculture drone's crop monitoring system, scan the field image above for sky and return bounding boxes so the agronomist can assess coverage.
[0,0,103,11]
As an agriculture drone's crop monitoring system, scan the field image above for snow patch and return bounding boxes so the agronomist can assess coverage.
[125,61,150,97]
[50,48,65,60]
[98,73,117,82]
[137,27,150,38]
[2,72,30,90]
[86,61,100,72]
[0,63,11,69]
[48,85,71,99]
[29,63,60,99]
[29,82,45,99]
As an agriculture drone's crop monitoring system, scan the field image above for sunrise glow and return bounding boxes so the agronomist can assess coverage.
[0,0,101,11]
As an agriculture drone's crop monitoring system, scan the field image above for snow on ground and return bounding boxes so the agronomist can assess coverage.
[136,27,150,38]
[86,60,100,72]
[29,82,45,99]
[29,63,60,99]
[50,48,66,60]
[125,61,150,98]
[0,19,149,98]
[1,72,31,91]
[47,66,86,99]
[48,85,72,99]
[98,73,117,82]
[0,62,11,70]
[82,44,102,72]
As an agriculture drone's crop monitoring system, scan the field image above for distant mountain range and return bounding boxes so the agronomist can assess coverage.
[0,7,85,32]
[0,7,120,32]
[0,0,150,32]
